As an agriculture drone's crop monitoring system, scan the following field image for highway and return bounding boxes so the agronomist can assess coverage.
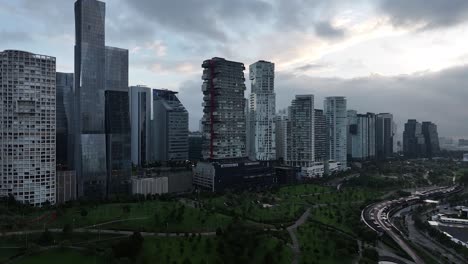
[361,185,463,264]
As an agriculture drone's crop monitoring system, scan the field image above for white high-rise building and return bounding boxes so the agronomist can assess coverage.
[0,50,56,205]
[324,97,347,171]
[248,61,276,161]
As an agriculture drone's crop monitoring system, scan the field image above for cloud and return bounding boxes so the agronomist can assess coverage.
[379,0,468,30]
[0,31,32,44]
[295,63,329,72]
[315,21,346,39]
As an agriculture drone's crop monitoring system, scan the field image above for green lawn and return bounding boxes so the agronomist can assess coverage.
[12,249,104,264]
[51,200,233,233]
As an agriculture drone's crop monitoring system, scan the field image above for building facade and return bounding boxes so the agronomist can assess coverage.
[248,60,276,161]
[201,57,247,160]
[375,113,394,159]
[131,177,168,195]
[422,122,440,158]
[275,108,288,160]
[324,97,347,170]
[188,132,203,161]
[347,111,376,160]
[151,89,188,161]
[0,50,56,205]
[403,119,426,158]
[56,170,76,204]
[129,85,152,166]
[314,109,328,162]
[56,72,74,168]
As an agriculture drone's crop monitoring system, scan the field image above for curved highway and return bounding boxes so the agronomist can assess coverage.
[361,185,463,264]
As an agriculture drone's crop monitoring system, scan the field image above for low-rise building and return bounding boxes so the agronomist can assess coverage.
[56,170,77,204]
[131,177,168,195]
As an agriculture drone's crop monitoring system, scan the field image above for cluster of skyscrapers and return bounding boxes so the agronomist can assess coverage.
[403,119,440,158]
[0,0,443,204]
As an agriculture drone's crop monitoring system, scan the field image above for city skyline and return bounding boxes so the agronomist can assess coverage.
[1,0,468,137]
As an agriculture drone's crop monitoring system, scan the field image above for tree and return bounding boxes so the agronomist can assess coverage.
[62,223,73,238]
[80,208,88,217]
[37,228,54,245]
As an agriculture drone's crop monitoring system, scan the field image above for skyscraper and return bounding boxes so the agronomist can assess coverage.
[422,122,440,158]
[275,109,289,160]
[314,109,328,162]
[403,119,426,158]
[286,95,315,168]
[0,50,56,205]
[375,113,394,159]
[129,85,152,166]
[248,60,276,161]
[74,0,130,198]
[151,89,189,161]
[324,97,347,170]
[347,111,376,160]
[200,57,246,160]
[56,72,74,168]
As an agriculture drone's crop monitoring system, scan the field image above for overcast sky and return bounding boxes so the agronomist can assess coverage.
[1,0,468,138]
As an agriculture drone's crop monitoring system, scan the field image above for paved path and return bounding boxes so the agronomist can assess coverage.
[286,208,311,264]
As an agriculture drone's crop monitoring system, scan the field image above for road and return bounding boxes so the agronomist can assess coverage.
[286,208,311,264]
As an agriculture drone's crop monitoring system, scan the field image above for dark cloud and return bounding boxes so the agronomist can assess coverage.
[380,0,468,30]
[0,31,32,44]
[182,64,468,137]
[121,0,273,42]
[314,21,345,39]
[295,63,329,72]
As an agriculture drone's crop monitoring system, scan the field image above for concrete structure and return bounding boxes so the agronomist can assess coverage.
[403,119,426,158]
[248,60,276,161]
[324,97,347,170]
[129,85,152,166]
[74,0,130,199]
[459,139,468,147]
[200,57,246,160]
[422,122,440,158]
[151,89,188,161]
[314,109,328,162]
[193,160,276,192]
[275,108,288,160]
[0,50,56,205]
[275,166,300,184]
[464,153,468,162]
[131,177,168,195]
[56,171,77,204]
[376,113,394,159]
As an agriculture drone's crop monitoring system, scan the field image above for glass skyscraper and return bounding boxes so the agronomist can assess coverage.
[74,0,130,199]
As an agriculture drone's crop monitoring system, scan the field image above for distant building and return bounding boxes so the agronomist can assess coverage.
[56,171,77,204]
[0,50,57,205]
[463,153,468,162]
[275,109,289,160]
[275,167,300,185]
[56,72,74,168]
[459,139,468,147]
[422,122,440,158]
[188,132,203,161]
[375,113,394,159]
[314,109,328,162]
[248,60,276,161]
[324,97,347,171]
[129,85,152,166]
[151,89,189,161]
[131,177,168,195]
[347,111,376,160]
[403,119,426,158]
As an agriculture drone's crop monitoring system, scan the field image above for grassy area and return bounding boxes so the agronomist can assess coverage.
[49,200,233,233]
[12,249,104,264]
[297,220,358,264]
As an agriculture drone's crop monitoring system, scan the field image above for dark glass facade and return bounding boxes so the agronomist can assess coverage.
[56,72,74,168]
[74,0,130,199]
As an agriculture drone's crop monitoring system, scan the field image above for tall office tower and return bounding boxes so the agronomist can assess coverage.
[0,50,56,205]
[421,122,440,158]
[314,109,328,162]
[403,119,426,158]
[248,61,276,161]
[375,113,394,159]
[201,57,247,160]
[275,109,288,160]
[56,72,74,168]
[75,0,130,198]
[129,85,152,166]
[347,110,370,160]
[324,97,347,170]
[152,89,189,161]
[286,95,315,168]
[366,113,376,159]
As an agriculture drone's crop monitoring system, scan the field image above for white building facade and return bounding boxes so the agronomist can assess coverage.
[324,97,348,171]
[0,50,56,205]
[248,61,276,161]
